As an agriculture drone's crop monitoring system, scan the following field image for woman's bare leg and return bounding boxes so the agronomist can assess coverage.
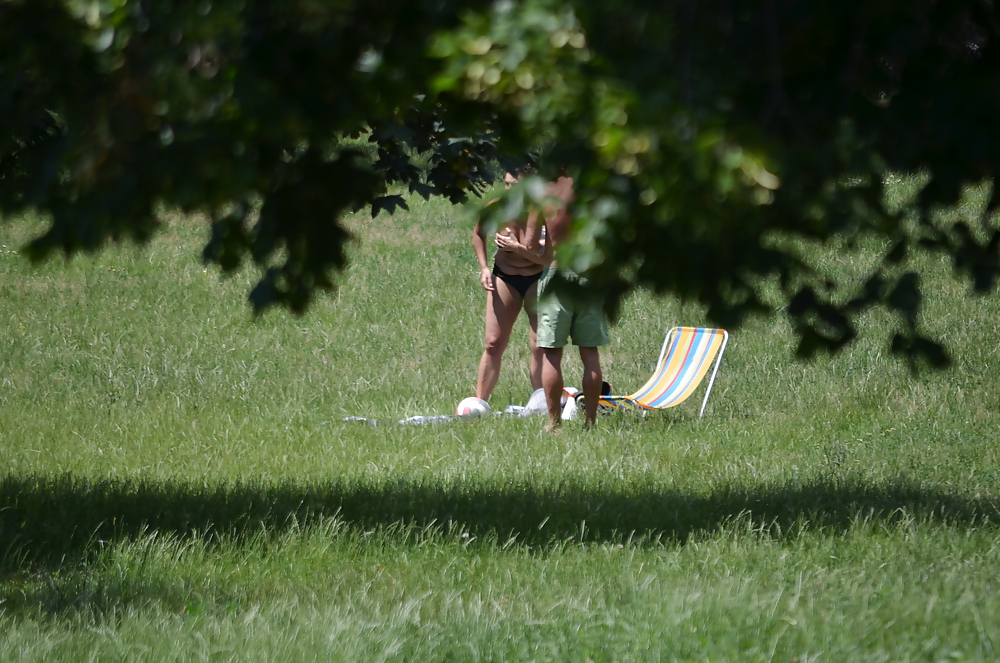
[476,277,524,401]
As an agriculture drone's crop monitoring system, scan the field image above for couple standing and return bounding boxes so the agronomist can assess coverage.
[471,171,606,431]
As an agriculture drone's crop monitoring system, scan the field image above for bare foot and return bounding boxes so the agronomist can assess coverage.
[544,421,562,434]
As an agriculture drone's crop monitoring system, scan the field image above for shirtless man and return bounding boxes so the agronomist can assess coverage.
[524,175,608,431]
[471,172,550,403]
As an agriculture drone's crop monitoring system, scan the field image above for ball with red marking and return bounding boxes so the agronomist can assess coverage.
[456,397,490,418]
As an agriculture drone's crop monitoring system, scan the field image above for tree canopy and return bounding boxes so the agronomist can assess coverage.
[3,0,999,364]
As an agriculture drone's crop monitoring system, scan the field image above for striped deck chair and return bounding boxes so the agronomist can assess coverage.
[598,326,729,418]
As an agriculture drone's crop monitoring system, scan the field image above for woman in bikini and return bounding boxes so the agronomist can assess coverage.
[471,172,550,403]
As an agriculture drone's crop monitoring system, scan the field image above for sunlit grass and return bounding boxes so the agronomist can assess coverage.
[1,186,1000,660]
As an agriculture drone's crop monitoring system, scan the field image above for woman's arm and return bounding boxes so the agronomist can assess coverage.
[472,220,495,291]
[494,232,551,266]
[523,208,543,255]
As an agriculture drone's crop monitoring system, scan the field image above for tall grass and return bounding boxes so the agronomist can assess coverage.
[1,185,999,660]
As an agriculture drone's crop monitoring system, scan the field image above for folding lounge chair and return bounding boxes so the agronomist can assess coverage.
[597,326,729,418]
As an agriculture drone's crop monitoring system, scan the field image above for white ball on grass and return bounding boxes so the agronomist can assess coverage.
[456,397,491,418]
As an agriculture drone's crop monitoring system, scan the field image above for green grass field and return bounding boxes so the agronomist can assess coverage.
[2,183,1000,661]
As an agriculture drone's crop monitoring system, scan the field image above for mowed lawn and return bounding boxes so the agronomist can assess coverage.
[1,185,1000,661]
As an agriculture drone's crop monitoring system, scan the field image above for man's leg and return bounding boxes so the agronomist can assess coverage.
[475,278,524,401]
[567,289,609,429]
[525,282,543,392]
[578,346,602,429]
[541,347,564,431]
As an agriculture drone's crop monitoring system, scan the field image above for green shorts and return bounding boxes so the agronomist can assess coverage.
[535,269,610,349]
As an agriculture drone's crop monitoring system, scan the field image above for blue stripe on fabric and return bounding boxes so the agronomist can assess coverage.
[633,328,687,403]
[649,328,713,407]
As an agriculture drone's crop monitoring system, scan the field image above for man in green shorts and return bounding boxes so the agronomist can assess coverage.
[524,175,608,431]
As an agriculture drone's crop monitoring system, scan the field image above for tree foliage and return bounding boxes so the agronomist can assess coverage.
[3,0,1000,363]
[1,0,506,312]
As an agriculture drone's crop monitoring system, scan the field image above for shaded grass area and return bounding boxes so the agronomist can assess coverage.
[5,514,997,662]
[3,472,997,571]
[3,474,999,662]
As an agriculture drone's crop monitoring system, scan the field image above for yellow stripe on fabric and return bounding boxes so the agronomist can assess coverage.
[654,332,723,408]
[632,327,697,406]
[598,396,641,411]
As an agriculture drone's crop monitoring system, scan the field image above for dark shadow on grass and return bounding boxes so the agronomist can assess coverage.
[2,473,998,573]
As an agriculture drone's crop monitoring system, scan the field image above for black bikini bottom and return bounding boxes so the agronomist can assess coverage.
[493,264,542,298]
